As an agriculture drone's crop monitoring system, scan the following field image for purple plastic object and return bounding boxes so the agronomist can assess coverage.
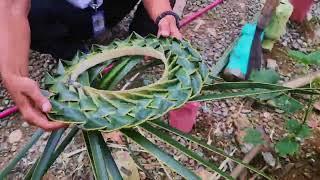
[180,0,224,28]
[0,106,18,119]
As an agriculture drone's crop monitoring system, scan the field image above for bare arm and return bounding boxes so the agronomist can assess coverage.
[142,0,182,39]
[0,0,65,130]
[0,0,30,78]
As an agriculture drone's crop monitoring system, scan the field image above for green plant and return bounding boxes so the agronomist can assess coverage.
[275,119,311,157]
[288,50,320,66]
[1,33,319,180]
[244,96,314,158]
[274,94,313,157]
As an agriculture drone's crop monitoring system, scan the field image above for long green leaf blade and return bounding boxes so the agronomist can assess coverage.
[0,129,44,179]
[98,59,130,89]
[121,129,200,180]
[31,128,66,179]
[83,131,109,180]
[192,88,317,102]
[129,60,163,76]
[24,127,79,180]
[97,132,122,180]
[83,131,122,180]
[148,120,271,180]
[108,57,141,90]
[203,82,319,95]
[140,123,233,179]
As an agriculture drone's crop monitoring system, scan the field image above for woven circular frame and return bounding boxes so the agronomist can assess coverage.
[45,33,209,132]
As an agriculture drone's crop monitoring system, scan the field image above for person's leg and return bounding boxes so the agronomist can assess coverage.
[129,0,176,36]
[29,0,92,59]
[103,0,140,28]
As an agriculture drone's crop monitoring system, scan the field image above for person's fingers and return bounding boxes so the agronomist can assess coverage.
[20,104,66,131]
[157,19,171,38]
[169,22,183,40]
[20,78,52,112]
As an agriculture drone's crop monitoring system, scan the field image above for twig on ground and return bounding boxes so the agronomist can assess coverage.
[65,148,87,158]
[282,71,320,113]
[282,71,320,88]
[121,73,140,90]
[207,125,214,145]
[159,161,173,180]
[212,148,237,180]
[248,165,268,180]
[230,145,263,178]
[269,127,275,142]
[231,128,272,179]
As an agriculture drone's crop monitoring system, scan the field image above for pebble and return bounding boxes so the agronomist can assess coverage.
[241,109,251,114]
[262,152,276,167]
[22,122,29,128]
[263,112,271,119]
[267,59,279,71]
[3,100,9,105]
[11,145,18,152]
[8,129,23,144]
[0,142,8,151]
[275,109,285,114]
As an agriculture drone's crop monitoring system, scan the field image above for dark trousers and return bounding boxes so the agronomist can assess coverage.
[29,0,174,60]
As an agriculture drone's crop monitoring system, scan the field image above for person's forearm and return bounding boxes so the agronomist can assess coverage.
[142,0,173,22]
[0,1,30,80]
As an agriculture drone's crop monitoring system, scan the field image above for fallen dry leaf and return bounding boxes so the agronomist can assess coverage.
[314,101,320,111]
[103,131,125,144]
[196,167,215,180]
[42,172,56,180]
[114,151,140,180]
[8,129,23,144]
[307,114,319,129]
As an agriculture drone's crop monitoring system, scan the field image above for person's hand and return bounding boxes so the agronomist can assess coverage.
[157,15,183,40]
[3,75,66,131]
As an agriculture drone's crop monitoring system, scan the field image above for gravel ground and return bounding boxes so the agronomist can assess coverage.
[1,0,320,179]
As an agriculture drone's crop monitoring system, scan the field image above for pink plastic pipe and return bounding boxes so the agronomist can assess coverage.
[0,106,18,119]
[180,0,224,28]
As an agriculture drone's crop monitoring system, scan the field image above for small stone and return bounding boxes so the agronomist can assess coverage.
[267,59,279,70]
[222,111,228,117]
[207,28,217,37]
[220,102,227,108]
[0,142,8,151]
[275,109,284,114]
[282,41,288,47]
[22,122,29,128]
[11,145,17,152]
[8,130,23,144]
[262,152,276,167]
[292,42,300,49]
[241,109,251,114]
[263,112,271,119]
[3,100,9,105]
[28,66,34,71]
